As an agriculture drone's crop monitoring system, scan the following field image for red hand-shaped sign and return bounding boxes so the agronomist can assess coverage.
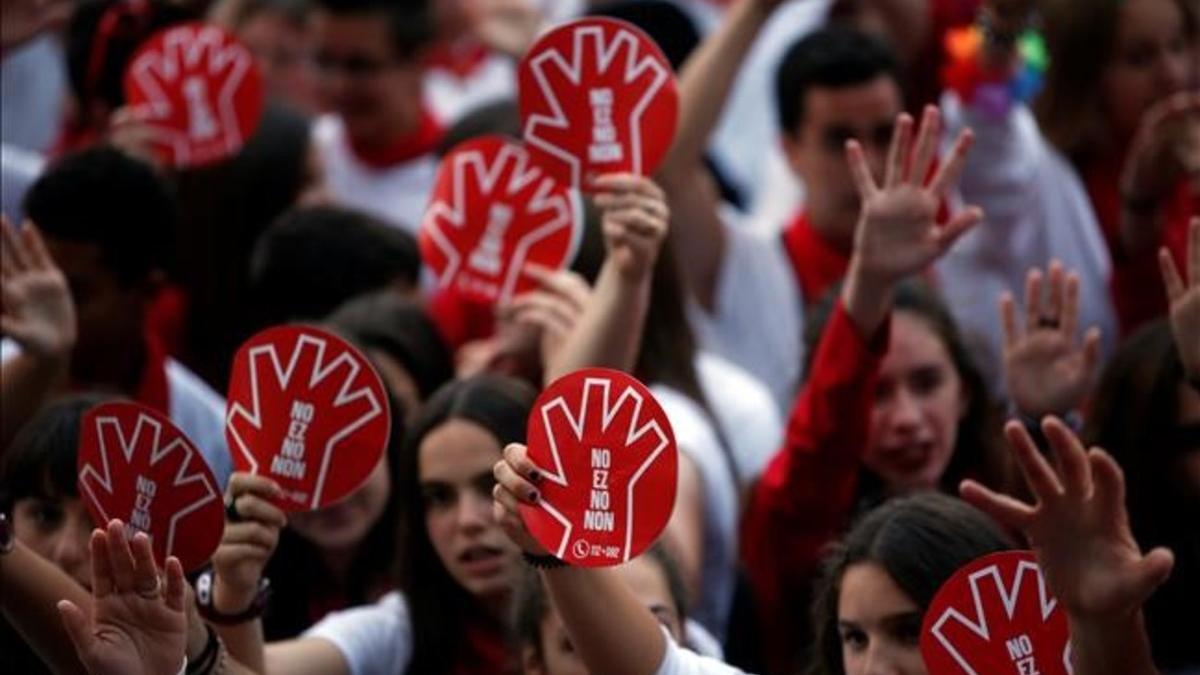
[77,402,225,572]
[124,22,264,168]
[921,550,1072,675]
[420,135,582,304]
[520,368,677,567]
[518,17,678,189]
[225,326,391,512]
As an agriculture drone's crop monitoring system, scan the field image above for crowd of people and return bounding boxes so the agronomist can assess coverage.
[0,0,1197,674]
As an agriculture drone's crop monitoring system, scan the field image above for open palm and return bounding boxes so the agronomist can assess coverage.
[1,218,76,358]
[1002,262,1101,417]
[59,520,187,675]
[961,419,1174,620]
[1160,218,1200,377]
[849,106,981,288]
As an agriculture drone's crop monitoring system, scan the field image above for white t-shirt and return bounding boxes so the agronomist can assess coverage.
[0,340,232,487]
[303,591,413,675]
[688,208,805,413]
[302,592,723,675]
[934,94,1117,394]
[652,348,780,642]
[694,352,783,485]
[423,53,515,127]
[656,634,750,675]
[312,115,439,235]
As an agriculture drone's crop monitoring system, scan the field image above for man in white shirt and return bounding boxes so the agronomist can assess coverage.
[309,0,442,233]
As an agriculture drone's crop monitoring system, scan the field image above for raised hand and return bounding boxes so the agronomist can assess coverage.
[492,443,550,557]
[57,520,188,675]
[211,473,286,614]
[591,174,670,283]
[960,419,1174,623]
[1,217,76,359]
[1159,217,1200,378]
[1121,92,1200,211]
[0,0,71,53]
[466,0,545,58]
[505,264,592,371]
[847,105,981,288]
[1001,261,1102,417]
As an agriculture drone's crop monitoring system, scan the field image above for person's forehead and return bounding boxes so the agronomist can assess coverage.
[418,420,501,481]
[802,76,903,127]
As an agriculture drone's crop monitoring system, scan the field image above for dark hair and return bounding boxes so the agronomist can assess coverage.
[261,389,406,640]
[24,146,177,285]
[1084,321,1200,669]
[514,543,689,662]
[774,26,900,137]
[435,100,522,157]
[807,493,1014,675]
[248,205,420,327]
[587,0,701,71]
[0,394,116,513]
[310,0,435,60]
[326,292,454,401]
[398,375,537,674]
[66,0,196,117]
[804,280,1008,499]
[174,101,314,388]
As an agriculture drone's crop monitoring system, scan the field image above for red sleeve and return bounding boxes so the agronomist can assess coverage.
[740,300,888,673]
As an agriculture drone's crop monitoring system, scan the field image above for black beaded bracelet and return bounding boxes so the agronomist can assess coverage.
[523,552,568,569]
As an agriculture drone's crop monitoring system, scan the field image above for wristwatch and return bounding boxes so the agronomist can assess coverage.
[0,512,13,555]
[194,568,271,625]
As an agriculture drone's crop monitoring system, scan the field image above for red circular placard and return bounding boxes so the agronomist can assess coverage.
[518,17,678,189]
[420,135,583,304]
[520,368,677,567]
[123,22,265,168]
[225,325,391,512]
[77,402,225,572]
[921,550,1071,675]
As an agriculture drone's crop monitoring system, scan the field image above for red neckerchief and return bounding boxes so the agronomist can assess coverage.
[347,107,444,170]
[1084,152,1196,336]
[423,39,491,80]
[135,322,171,414]
[780,210,851,306]
[452,614,511,675]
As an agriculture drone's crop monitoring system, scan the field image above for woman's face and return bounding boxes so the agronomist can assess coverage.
[865,312,967,493]
[288,454,392,553]
[524,556,684,675]
[12,495,94,588]
[1101,0,1193,138]
[420,419,522,603]
[838,562,926,675]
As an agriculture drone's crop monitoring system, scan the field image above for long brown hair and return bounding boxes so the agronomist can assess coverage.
[1034,0,1199,164]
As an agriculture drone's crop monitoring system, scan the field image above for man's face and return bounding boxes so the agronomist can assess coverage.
[43,238,146,385]
[783,75,903,251]
[312,10,424,146]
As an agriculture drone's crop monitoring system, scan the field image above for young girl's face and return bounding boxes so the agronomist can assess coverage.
[1101,0,1192,138]
[525,556,684,675]
[12,495,94,588]
[865,311,967,493]
[289,454,392,553]
[837,562,926,675]
[420,419,522,603]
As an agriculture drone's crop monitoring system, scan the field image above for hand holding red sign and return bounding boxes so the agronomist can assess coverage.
[921,550,1070,675]
[421,135,582,304]
[518,17,678,189]
[518,368,676,567]
[77,402,225,572]
[225,325,391,512]
[123,22,264,168]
